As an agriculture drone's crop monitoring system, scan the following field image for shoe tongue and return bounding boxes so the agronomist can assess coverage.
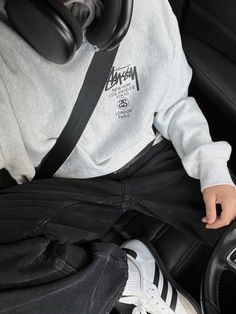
[122,258,142,296]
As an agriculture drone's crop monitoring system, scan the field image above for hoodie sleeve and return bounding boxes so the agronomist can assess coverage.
[153,3,235,192]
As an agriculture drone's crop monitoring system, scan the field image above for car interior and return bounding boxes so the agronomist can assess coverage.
[0,0,235,313]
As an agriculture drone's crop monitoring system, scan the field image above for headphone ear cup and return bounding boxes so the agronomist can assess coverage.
[5,0,83,64]
[85,0,122,49]
[46,0,83,48]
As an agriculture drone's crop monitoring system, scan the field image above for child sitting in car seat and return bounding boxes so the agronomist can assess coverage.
[0,0,235,313]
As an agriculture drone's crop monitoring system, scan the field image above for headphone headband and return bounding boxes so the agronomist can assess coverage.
[5,0,134,64]
[99,0,134,51]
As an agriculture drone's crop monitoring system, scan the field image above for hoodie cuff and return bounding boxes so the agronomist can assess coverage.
[199,160,236,192]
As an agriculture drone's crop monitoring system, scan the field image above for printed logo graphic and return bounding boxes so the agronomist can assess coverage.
[116,97,132,119]
[105,65,140,92]
[117,98,129,110]
[105,63,139,120]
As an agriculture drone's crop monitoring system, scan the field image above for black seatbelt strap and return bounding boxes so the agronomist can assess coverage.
[34,47,119,179]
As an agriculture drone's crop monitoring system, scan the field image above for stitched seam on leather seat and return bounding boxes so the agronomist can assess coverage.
[192,1,236,37]
[171,241,201,275]
[113,212,138,230]
[102,212,138,241]
[187,55,236,108]
[152,224,170,242]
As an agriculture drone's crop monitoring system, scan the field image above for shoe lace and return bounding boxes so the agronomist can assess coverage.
[64,0,103,29]
[121,284,172,314]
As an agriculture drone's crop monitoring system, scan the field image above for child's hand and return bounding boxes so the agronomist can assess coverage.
[202,185,236,229]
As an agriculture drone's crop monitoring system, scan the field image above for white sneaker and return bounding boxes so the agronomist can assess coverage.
[119,239,201,314]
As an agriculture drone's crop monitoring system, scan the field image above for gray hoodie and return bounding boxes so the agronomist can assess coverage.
[0,0,235,191]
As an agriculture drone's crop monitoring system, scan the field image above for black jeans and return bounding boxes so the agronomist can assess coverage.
[0,139,234,313]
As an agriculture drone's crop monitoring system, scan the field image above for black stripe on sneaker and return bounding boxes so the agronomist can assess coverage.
[161,277,168,301]
[170,287,178,311]
[154,265,160,286]
[122,248,137,259]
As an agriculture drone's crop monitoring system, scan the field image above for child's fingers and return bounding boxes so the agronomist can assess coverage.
[203,193,217,224]
[205,217,230,229]
[206,201,236,229]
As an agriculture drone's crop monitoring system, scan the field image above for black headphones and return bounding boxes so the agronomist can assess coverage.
[5,0,134,64]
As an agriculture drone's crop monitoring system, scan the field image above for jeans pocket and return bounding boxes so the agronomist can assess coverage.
[32,201,80,236]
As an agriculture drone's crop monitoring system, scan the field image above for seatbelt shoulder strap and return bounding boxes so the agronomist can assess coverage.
[34,47,119,179]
